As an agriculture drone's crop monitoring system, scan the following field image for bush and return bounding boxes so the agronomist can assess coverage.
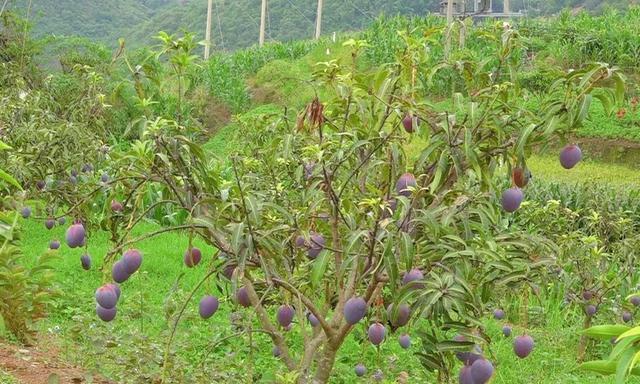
[0,211,59,344]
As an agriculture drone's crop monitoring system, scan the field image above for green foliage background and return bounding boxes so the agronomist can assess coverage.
[6,0,637,51]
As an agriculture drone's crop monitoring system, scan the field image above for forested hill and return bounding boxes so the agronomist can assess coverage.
[6,0,636,50]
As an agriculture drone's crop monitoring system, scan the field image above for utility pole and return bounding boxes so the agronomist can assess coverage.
[446,0,454,23]
[315,0,323,40]
[444,0,454,58]
[504,0,510,13]
[204,0,213,59]
[259,0,267,46]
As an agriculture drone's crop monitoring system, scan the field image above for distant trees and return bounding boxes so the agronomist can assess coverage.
[6,0,636,51]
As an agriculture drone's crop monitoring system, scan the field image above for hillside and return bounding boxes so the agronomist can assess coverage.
[9,0,178,42]
[6,0,636,51]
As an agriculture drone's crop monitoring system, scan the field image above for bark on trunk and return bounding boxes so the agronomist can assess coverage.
[311,345,339,384]
[577,315,592,362]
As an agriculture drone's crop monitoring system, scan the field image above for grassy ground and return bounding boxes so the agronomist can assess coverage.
[527,154,640,186]
[0,370,18,383]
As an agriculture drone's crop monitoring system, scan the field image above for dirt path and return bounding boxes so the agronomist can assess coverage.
[0,337,113,384]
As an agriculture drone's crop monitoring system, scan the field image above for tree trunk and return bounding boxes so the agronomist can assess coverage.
[577,315,592,362]
[311,343,339,383]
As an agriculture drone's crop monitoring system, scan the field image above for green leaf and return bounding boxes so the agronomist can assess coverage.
[429,151,450,192]
[618,326,640,341]
[616,348,637,384]
[399,233,414,271]
[583,325,631,340]
[435,340,476,352]
[0,140,11,151]
[0,169,22,190]
[573,94,592,127]
[383,238,398,292]
[311,250,330,288]
[579,360,617,375]
[515,123,537,156]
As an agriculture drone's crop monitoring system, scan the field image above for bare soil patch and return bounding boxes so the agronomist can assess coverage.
[0,337,113,384]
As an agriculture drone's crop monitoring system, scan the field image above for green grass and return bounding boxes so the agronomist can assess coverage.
[0,370,18,384]
[579,102,640,141]
[528,154,640,186]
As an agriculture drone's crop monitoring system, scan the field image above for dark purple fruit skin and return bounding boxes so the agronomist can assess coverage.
[493,309,505,320]
[36,180,46,190]
[222,264,236,280]
[101,173,109,182]
[343,297,367,325]
[372,369,383,382]
[402,268,424,288]
[501,188,523,212]
[111,200,123,212]
[502,325,512,337]
[122,249,142,274]
[402,114,416,133]
[355,364,366,377]
[65,223,86,248]
[459,366,474,384]
[277,305,295,327]
[199,296,219,319]
[559,144,582,169]
[184,247,202,268]
[470,359,494,384]
[96,305,117,322]
[112,260,130,283]
[623,311,632,323]
[95,286,118,309]
[368,323,386,345]
[57,217,66,225]
[70,170,78,178]
[69,176,78,185]
[513,335,534,358]
[303,162,315,180]
[307,233,325,259]
[49,240,60,250]
[294,235,306,248]
[582,291,593,300]
[272,345,281,357]
[456,351,483,366]
[396,173,417,197]
[82,163,93,173]
[585,304,597,317]
[631,296,640,306]
[387,303,411,327]
[105,283,121,299]
[236,287,251,307]
[45,219,55,230]
[81,254,91,270]
[399,334,411,349]
[21,207,31,219]
[308,313,320,327]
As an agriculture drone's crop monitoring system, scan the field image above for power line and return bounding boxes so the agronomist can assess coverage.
[0,0,10,19]
[213,0,225,50]
[245,6,275,42]
[283,0,316,27]
[345,0,375,21]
